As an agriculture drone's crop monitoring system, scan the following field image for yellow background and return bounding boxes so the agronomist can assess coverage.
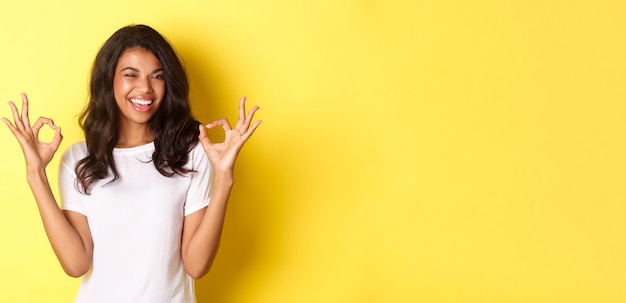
[1,0,625,302]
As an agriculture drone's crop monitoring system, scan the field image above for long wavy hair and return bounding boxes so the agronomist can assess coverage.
[75,24,200,194]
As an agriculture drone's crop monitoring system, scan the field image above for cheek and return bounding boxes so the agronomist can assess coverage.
[113,78,131,106]
[155,81,166,96]
[113,77,125,95]
[113,77,123,96]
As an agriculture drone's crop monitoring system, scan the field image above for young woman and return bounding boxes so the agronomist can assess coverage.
[2,24,261,302]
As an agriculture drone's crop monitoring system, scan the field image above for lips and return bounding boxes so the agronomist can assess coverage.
[130,98,153,105]
[129,98,154,112]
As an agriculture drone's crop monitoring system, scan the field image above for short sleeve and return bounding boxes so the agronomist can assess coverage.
[58,142,88,215]
[184,142,212,216]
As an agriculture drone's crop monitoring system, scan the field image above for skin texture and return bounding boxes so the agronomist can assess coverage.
[2,50,262,279]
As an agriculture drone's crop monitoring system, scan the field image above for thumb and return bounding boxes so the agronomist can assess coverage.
[198,124,212,146]
[51,126,63,148]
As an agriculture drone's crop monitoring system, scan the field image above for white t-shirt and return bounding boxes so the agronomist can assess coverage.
[59,141,212,303]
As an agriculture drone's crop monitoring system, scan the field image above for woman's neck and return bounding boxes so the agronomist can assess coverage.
[116,124,154,148]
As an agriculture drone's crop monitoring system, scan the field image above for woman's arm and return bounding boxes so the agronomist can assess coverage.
[3,93,93,277]
[28,169,93,277]
[181,172,233,279]
[181,96,261,279]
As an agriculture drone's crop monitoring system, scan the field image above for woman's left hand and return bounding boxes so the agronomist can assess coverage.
[198,96,262,174]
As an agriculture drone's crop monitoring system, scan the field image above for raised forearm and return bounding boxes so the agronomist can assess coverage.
[27,168,92,277]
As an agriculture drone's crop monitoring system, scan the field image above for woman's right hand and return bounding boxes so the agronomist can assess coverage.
[2,93,63,172]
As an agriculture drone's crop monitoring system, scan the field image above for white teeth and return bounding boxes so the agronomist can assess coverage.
[130,98,153,106]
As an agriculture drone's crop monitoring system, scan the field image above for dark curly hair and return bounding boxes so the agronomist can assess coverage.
[75,24,200,194]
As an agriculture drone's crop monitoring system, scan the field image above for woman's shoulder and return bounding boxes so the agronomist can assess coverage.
[188,141,211,169]
[61,141,88,163]
[190,140,204,154]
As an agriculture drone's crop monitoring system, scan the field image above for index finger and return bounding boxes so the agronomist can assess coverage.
[31,116,56,136]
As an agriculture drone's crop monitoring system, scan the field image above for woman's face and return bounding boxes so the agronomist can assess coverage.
[113,47,165,130]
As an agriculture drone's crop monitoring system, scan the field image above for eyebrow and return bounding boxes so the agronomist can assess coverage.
[120,67,164,73]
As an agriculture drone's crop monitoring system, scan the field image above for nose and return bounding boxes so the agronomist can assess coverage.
[137,75,153,93]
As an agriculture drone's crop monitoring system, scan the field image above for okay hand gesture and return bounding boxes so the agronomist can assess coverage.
[198,96,262,174]
[2,93,63,172]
